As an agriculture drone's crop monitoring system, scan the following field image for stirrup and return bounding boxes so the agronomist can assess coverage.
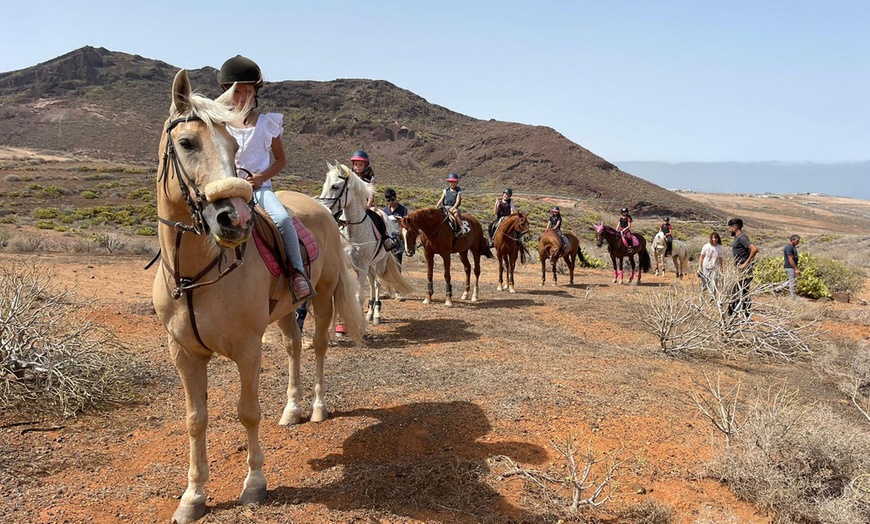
[291,272,316,301]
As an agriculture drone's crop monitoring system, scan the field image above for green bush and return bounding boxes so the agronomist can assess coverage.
[126,188,155,201]
[32,207,61,220]
[754,252,864,299]
[34,221,55,230]
[135,226,157,236]
[80,190,99,199]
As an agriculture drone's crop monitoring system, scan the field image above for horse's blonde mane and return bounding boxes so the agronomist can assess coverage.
[171,85,250,129]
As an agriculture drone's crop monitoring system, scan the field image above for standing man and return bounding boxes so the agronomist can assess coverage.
[780,235,801,299]
[727,218,759,319]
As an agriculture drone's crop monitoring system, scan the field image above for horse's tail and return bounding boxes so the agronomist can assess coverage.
[378,253,414,294]
[479,234,494,259]
[333,243,366,346]
[518,243,530,264]
[639,246,652,273]
[577,246,588,267]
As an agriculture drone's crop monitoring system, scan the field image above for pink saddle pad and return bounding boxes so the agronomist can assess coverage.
[253,217,319,277]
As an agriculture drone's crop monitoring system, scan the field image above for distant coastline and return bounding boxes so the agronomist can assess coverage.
[617,160,870,200]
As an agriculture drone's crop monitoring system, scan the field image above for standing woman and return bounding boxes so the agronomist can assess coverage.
[697,232,724,299]
[218,55,312,299]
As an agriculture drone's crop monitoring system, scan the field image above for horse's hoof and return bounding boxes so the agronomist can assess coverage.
[461,292,469,300]
[540,281,545,286]
[423,298,431,305]
[471,295,479,302]
[310,405,328,423]
[509,287,515,293]
[365,313,374,322]
[279,406,302,426]
[239,473,267,505]
[172,502,207,524]
[444,301,453,307]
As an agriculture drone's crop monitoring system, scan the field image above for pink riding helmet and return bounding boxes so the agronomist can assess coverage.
[445,173,460,182]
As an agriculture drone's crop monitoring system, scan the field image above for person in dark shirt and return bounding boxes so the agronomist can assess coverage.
[616,207,633,253]
[489,188,517,248]
[660,217,674,255]
[435,173,465,235]
[727,218,759,319]
[778,234,801,299]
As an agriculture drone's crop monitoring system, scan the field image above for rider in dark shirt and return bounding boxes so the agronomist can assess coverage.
[660,217,674,255]
[546,206,567,250]
[489,188,516,247]
[435,173,465,235]
[616,207,633,253]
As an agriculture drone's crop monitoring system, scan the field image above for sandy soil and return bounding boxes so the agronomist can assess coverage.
[1,247,867,524]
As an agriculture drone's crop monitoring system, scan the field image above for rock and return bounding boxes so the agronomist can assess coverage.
[831,291,851,303]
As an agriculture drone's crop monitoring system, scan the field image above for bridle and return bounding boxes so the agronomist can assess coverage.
[147,115,249,350]
[318,170,368,225]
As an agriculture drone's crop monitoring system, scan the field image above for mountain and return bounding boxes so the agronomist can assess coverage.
[0,46,717,220]
[617,161,870,200]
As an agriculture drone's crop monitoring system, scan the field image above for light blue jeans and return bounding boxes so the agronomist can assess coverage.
[784,268,797,299]
[254,187,304,271]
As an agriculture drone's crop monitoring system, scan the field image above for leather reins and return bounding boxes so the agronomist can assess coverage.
[146,115,249,351]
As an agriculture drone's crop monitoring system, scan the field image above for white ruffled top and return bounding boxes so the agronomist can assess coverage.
[226,113,283,190]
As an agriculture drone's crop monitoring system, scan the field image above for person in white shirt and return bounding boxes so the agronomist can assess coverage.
[697,231,724,300]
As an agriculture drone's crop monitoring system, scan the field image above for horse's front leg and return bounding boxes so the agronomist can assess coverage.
[170,341,211,524]
[540,257,547,286]
[612,257,619,284]
[368,267,382,325]
[459,251,473,301]
[235,345,267,507]
[550,256,559,286]
[442,254,454,306]
[497,253,506,291]
[628,255,637,284]
[508,253,517,293]
[424,251,435,304]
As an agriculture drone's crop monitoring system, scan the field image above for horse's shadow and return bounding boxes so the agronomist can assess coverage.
[365,318,479,348]
[521,289,574,296]
[469,297,538,310]
[267,401,548,521]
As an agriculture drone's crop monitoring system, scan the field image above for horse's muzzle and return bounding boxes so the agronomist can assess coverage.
[204,197,252,248]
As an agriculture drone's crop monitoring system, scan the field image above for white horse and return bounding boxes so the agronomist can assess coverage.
[651,231,689,277]
[319,162,413,325]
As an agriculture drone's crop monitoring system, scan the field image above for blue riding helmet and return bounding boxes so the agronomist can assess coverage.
[446,173,460,182]
[350,150,369,163]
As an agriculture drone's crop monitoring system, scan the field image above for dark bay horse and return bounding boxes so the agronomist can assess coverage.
[153,70,365,524]
[537,230,586,286]
[593,222,651,284]
[493,212,531,292]
[399,208,493,306]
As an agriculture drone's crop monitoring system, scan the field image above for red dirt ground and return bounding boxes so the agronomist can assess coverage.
[1,249,867,524]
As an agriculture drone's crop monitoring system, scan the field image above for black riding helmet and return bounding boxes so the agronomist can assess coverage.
[503,188,513,197]
[621,207,629,213]
[664,217,670,222]
[218,55,264,90]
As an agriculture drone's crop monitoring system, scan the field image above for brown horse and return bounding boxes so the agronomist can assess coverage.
[593,222,651,284]
[493,212,531,292]
[153,70,365,524]
[399,208,493,306]
[537,230,586,286]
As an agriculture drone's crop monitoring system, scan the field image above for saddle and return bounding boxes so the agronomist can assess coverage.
[622,233,639,251]
[446,211,470,237]
[366,209,398,253]
[251,206,318,278]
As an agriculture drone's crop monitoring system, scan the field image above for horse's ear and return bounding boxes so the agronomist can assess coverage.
[171,69,191,116]
[326,160,335,171]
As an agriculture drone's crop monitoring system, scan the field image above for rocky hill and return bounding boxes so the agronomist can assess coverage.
[0,46,717,219]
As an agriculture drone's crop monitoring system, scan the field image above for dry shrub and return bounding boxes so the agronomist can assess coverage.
[641,263,822,359]
[615,499,674,524]
[0,262,147,417]
[706,387,870,524]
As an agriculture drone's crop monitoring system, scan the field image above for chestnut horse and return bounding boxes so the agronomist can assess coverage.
[493,212,531,292]
[537,230,586,286]
[399,208,493,305]
[153,70,365,524]
[593,222,651,284]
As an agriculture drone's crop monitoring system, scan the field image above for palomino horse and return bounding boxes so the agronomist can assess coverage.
[153,70,365,524]
[493,212,531,292]
[318,162,413,325]
[593,223,651,284]
[537,230,587,286]
[399,208,493,305]
[651,230,689,277]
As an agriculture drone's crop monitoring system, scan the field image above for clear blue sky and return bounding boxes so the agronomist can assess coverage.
[3,0,869,165]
